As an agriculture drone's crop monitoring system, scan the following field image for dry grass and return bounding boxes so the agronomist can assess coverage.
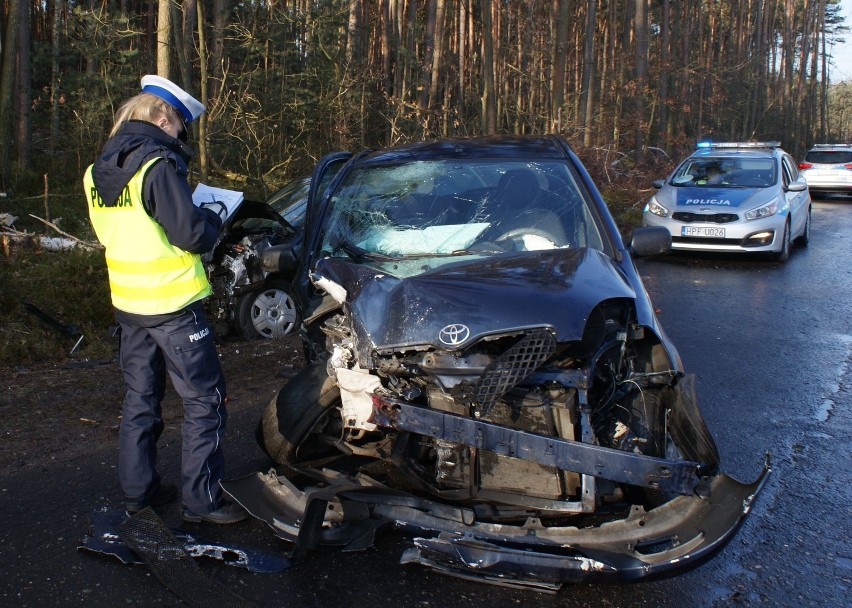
[0,239,116,367]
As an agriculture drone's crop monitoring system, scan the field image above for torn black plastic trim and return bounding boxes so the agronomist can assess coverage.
[78,507,290,574]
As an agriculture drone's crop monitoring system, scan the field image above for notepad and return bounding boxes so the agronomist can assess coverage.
[191,183,244,221]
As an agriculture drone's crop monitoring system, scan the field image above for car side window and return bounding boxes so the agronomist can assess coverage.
[781,157,794,187]
[783,156,799,184]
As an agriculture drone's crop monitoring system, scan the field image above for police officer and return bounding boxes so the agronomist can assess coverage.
[695,164,726,186]
[84,75,247,524]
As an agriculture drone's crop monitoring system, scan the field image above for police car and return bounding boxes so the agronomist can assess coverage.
[798,143,852,197]
[642,141,811,262]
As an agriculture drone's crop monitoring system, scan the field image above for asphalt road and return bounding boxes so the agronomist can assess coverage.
[2,198,851,607]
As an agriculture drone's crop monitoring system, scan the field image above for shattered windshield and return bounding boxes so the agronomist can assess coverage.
[670,157,777,188]
[318,159,605,275]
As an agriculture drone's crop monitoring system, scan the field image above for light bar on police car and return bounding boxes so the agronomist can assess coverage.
[696,141,781,149]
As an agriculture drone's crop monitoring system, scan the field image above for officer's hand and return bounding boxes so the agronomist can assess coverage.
[201,200,227,222]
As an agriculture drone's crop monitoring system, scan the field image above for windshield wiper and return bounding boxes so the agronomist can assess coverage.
[448,245,504,255]
[383,243,506,259]
[335,239,397,262]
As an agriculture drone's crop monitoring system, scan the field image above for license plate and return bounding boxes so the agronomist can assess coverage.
[812,170,851,180]
[681,226,725,238]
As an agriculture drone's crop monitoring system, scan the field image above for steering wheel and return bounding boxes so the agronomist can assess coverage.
[494,227,566,249]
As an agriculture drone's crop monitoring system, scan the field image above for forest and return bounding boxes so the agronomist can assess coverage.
[0,0,850,200]
[0,0,851,366]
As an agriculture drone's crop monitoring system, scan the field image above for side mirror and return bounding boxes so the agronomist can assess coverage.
[652,179,665,189]
[785,181,807,193]
[260,244,298,274]
[629,226,671,258]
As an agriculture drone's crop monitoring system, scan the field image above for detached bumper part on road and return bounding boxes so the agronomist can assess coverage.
[222,460,770,590]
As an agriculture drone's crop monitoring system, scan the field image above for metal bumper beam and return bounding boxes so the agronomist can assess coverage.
[369,397,702,495]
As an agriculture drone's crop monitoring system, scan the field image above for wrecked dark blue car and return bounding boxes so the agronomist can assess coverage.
[225,135,769,592]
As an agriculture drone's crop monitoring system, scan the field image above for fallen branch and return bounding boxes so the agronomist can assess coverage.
[2,231,93,253]
[28,214,102,251]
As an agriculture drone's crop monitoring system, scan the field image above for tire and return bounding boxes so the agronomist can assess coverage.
[796,208,811,247]
[772,221,790,262]
[238,278,300,339]
[258,361,341,465]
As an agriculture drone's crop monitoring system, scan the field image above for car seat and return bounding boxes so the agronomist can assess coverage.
[489,170,569,247]
[493,169,542,208]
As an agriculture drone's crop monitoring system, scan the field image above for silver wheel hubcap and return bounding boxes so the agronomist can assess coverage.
[250,288,298,339]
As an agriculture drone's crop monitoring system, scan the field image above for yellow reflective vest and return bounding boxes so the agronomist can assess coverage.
[84,158,211,315]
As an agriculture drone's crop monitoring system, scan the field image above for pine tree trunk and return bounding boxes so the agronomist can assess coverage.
[0,0,21,183]
[157,0,172,77]
[480,0,496,134]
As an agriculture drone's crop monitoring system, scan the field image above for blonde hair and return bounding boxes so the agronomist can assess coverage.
[109,93,182,138]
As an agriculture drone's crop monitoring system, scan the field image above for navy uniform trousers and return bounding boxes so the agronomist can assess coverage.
[116,301,227,515]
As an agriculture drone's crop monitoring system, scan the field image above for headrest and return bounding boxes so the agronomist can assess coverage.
[497,169,540,199]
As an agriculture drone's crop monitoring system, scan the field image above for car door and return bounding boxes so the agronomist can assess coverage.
[781,155,808,238]
[295,151,352,310]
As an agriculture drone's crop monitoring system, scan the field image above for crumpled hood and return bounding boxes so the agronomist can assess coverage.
[313,248,636,358]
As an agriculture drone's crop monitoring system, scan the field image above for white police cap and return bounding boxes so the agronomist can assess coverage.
[140,75,205,123]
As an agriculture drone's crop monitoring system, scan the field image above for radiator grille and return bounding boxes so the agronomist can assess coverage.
[473,328,555,414]
[672,212,739,224]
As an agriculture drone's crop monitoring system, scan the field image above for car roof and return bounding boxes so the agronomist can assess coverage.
[685,141,785,160]
[806,143,852,151]
[353,135,570,165]
[689,148,779,161]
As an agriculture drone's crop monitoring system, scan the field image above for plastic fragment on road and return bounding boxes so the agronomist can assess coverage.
[115,507,258,608]
[78,507,290,574]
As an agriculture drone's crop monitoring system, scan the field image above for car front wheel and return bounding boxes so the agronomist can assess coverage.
[258,361,340,464]
[772,221,790,262]
[796,208,811,247]
[238,279,300,339]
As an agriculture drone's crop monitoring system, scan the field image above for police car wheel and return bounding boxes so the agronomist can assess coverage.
[772,222,790,263]
[796,209,811,247]
[237,279,300,339]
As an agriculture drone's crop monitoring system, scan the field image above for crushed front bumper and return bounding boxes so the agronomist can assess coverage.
[223,457,770,591]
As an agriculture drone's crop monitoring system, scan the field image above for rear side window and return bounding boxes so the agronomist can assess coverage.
[804,150,852,164]
[781,157,795,186]
[782,156,798,182]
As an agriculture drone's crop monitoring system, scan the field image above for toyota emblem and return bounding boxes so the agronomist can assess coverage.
[439,324,470,346]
